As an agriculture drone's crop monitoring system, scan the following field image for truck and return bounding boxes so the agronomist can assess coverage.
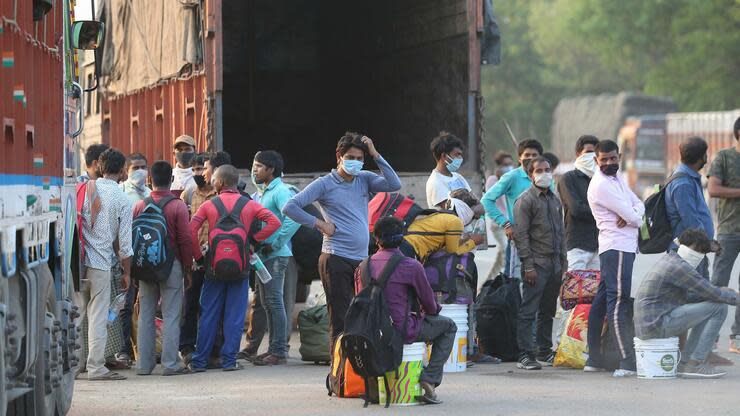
[550,92,676,165]
[618,109,740,197]
[0,0,102,414]
[95,0,496,200]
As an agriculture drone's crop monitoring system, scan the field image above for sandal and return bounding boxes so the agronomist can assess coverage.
[89,371,127,381]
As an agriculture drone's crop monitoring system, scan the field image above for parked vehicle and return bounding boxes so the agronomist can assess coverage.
[0,0,102,414]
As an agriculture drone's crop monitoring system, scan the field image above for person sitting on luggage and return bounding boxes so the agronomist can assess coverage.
[187,165,281,372]
[513,156,567,370]
[634,228,739,379]
[402,190,485,262]
[355,216,457,405]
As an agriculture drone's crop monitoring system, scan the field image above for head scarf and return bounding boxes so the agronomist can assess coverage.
[449,197,474,226]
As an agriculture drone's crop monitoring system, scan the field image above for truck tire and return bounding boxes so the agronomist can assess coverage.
[0,302,6,416]
[53,300,77,416]
[7,266,56,416]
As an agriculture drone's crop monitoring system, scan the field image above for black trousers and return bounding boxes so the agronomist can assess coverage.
[318,253,361,352]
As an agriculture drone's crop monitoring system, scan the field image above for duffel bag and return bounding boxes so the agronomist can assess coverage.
[559,269,600,310]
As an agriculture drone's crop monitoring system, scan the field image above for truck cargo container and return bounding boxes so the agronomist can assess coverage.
[97,0,495,182]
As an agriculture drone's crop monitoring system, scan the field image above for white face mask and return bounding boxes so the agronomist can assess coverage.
[129,169,148,188]
[676,245,705,269]
[574,152,597,177]
[534,172,553,188]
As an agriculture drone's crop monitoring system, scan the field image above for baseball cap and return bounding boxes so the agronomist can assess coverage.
[174,134,196,148]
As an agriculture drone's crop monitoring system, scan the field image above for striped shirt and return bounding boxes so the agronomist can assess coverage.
[634,252,739,339]
[82,178,134,270]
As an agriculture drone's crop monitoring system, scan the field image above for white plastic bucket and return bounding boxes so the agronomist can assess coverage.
[378,342,426,406]
[634,337,680,379]
[440,304,469,372]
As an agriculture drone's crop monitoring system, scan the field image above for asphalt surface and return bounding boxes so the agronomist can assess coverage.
[69,249,740,416]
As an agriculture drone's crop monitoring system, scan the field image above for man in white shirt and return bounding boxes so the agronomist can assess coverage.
[426,131,472,208]
[171,134,197,198]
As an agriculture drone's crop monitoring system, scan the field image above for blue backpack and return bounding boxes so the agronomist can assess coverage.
[132,195,176,283]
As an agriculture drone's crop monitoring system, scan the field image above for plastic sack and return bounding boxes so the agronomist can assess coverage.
[554,304,591,369]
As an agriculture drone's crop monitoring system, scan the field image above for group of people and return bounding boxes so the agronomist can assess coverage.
[72,117,740,402]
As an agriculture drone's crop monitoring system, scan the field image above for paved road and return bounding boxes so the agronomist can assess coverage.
[69,248,740,416]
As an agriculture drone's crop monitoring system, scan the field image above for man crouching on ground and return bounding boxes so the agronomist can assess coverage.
[355,217,456,404]
[635,228,739,378]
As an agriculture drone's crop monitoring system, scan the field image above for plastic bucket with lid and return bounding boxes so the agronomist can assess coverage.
[440,304,469,372]
[378,342,426,406]
[634,337,680,379]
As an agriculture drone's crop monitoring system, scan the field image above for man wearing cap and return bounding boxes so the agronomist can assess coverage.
[172,135,197,198]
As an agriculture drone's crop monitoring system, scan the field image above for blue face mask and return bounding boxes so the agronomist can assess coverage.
[446,156,463,173]
[342,159,364,176]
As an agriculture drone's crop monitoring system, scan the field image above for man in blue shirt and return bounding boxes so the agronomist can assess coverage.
[665,137,714,277]
[481,139,543,278]
[241,151,301,366]
[283,133,401,350]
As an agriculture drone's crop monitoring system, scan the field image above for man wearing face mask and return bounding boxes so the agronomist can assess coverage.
[426,131,472,209]
[283,132,401,353]
[512,157,567,370]
[557,135,600,270]
[482,139,545,279]
[585,139,644,377]
[635,228,739,379]
[171,134,197,198]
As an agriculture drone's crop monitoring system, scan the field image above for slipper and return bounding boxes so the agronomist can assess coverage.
[416,395,443,405]
[89,371,126,381]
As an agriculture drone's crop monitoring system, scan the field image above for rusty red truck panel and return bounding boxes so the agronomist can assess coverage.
[666,110,740,176]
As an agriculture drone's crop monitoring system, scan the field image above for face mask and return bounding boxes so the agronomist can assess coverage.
[534,172,553,188]
[600,163,619,176]
[574,152,597,178]
[193,174,206,188]
[342,159,363,176]
[175,151,195,167]
[251,172,267,193]
[521,158,533,171]
[698,155,707,170]
[446,156,463,173]
[129,169,148,188]
[676,245,705,269]
[500,165,514,174]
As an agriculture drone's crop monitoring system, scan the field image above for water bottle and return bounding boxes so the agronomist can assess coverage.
[250,253,272,284]
[108,292,127,326]
[472,218,488,251]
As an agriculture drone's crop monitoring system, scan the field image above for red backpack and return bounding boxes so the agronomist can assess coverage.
[368,192,436,232]
[207,196,251,281]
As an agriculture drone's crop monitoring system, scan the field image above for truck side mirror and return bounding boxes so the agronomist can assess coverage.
[71,21,105,50]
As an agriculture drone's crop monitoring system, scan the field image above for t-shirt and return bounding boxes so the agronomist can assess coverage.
[708,148,740,235]
[425,170,471,208]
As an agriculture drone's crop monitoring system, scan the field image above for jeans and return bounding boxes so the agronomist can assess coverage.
[660,301,728,362]
[257,256,290,357]
[191,278,250,369]
[587,250,636,371]
[180,268,205,352]
[137,260,184,372]
[711,234,740,336]
[516,264,559,356]
[119,283,138,356]
[74,268,112,378]
[567,248,600,270]
[416,314,456,386]
[318,253,361,353]
[245,257,297,355]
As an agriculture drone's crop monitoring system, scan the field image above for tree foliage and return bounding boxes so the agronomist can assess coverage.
[482,0,740,160]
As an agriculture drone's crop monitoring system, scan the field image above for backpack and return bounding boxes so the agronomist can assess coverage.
[207,196,251,281]
[298,304,331,364]
[638,173,687,254]
[368,192,438,232]
[326,333,369,400]
[131,195,177,283]
[475,274,521,361]
[423,251,477,304]
[73,180,100,286]
[341,255,407,408]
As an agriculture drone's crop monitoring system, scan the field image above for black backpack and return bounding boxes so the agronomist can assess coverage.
[638,173,686,254]
[475,274,521,361]
[131,195,176,283]
[288,185,325,284]
[342,255,407,408]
